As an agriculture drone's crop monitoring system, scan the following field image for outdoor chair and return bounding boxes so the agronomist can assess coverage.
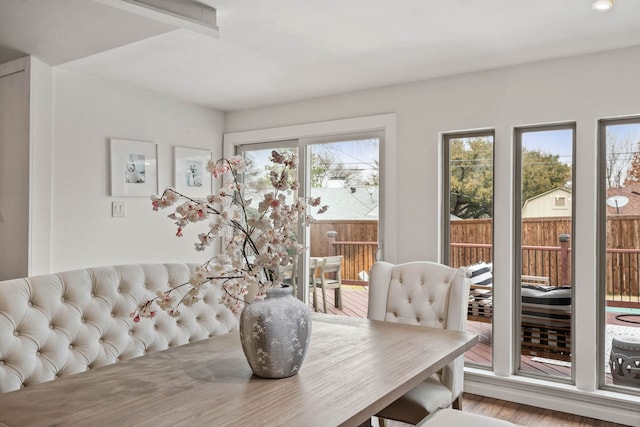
[367,261,471,426]
[311,255,343,313]
[281,258,320,299]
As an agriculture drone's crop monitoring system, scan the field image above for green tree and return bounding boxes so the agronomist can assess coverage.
[521,150,571,204]
[449,138,494,219]
[449,139,571,218]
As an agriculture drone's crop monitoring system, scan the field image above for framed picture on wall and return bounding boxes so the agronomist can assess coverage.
[110,138,158,197]
[174,146,212,198]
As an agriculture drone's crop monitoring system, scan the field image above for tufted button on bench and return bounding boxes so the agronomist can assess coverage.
[0,263,239,393]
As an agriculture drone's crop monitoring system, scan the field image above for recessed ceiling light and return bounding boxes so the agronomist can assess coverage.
[592,0,614,11]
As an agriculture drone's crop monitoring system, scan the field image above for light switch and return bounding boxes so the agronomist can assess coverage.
[112,201,126,217]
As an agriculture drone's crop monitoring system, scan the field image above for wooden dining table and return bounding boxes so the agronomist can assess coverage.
[0,313,478,427]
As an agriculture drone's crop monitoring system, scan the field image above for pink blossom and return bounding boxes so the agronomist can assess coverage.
[140,150,329,316]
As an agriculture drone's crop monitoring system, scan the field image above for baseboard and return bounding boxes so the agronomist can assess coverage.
[464,369,640,427]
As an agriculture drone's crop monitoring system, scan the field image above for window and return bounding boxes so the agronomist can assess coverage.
[515,124,575,380]
[598,117,640,392]
[443,130,494,368]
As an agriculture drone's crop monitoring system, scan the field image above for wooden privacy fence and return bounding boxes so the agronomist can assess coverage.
[606,215,640,304]
[607,248,640,304]
[451,217,574,287]
[451,216,640,305]
[310,220,378,285]
[449,242,571,288]
[309,217,640,302]
[451,217,572,246]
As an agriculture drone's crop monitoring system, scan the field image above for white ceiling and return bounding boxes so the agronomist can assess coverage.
[2,0,640,111]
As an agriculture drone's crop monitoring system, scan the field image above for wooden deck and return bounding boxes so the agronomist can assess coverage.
[313,285,639,381]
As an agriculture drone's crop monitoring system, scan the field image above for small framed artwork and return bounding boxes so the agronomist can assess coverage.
[110,138,158,197]
[174,146,212,198]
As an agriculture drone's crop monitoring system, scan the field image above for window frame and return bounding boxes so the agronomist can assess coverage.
[513,122,576,382]
[442,129,495,370]
[596,115,640,393]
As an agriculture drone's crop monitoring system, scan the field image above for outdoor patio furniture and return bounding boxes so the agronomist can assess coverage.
[520,285,572,361]
[610,335,640,388]
[466,262,572,362]
[311,256,343,313]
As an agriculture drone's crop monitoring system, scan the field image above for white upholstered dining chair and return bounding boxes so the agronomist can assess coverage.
[367,261,471,426]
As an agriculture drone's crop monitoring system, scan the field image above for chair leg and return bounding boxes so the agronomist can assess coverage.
[452,394,463,410]
[322,285,328,313]
[312,286,318,312]
[335,288,342,309]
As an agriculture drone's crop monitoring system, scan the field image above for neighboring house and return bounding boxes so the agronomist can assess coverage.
[522,184,640,218]
[605,183,640,215]
[311,186,378,221]
[522,187,572,218]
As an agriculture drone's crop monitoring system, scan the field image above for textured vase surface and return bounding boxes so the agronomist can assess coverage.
[239,287,312,378]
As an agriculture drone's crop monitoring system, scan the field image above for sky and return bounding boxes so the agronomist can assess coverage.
[243,138,379,177]
[521,124,640,166]
[521,129,573,164]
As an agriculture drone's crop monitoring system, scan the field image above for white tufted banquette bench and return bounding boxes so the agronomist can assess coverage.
[0,263,238,393]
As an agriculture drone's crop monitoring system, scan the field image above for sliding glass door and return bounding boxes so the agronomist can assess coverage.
[236,133,381,317]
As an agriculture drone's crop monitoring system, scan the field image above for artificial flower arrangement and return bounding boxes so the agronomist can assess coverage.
[131,150,327,322]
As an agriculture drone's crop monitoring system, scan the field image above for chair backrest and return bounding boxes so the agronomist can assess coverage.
[368,261,470,330]
[320,255,342,277]
[309,257,321,281]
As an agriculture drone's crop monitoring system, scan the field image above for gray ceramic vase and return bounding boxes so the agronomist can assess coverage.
[239,287,312,378]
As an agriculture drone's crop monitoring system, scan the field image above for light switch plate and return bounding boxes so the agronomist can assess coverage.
[112,201,126,217]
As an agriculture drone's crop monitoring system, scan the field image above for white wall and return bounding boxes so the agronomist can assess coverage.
[224,46,640,425]
[51,70,225,271]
